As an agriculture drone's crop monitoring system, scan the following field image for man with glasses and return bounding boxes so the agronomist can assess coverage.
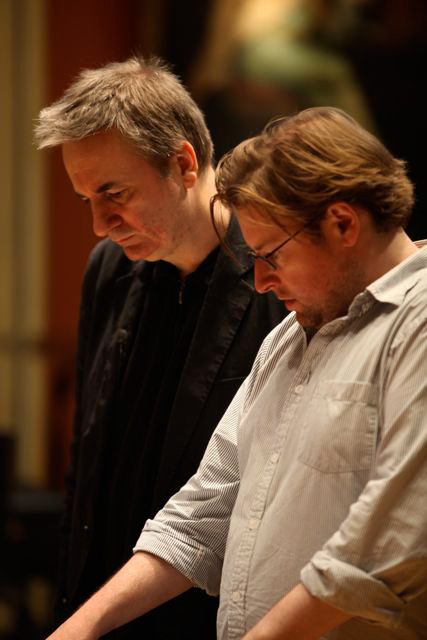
[46,107,427,640]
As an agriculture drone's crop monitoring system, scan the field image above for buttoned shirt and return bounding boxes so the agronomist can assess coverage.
[136,246,427,639]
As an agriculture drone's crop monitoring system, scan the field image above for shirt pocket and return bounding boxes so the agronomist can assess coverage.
[296,380,378,473]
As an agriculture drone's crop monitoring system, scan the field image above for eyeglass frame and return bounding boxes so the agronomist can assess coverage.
[246,222,310,270]
[209,194,321,270]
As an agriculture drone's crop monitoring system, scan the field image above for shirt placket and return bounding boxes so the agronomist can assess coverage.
[227,329,333,639]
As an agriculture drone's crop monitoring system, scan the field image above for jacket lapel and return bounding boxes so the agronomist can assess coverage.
[154,219,253,495]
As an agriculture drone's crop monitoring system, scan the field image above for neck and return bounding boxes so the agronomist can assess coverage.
[362,228,418,285]
[174,168,231,277]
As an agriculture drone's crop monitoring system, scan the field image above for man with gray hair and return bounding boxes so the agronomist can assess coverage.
[35,56,285,639]
[44,106,426,640]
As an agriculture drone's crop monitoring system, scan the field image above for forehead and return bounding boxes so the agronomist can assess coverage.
[62,128,139,162]
[236,205,290,250]
[61,129,158,187]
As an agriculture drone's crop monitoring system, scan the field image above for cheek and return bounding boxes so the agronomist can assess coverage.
[289,260,335,298]
[123,204,157,232]
[129,191,176,234]
[279,260,320,286]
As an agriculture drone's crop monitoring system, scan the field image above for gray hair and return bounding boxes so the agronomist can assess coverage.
[35,56,214,175]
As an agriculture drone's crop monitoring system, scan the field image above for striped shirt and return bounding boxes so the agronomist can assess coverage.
[136,245,427,639]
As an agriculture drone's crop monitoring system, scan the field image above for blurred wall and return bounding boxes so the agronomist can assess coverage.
[0,0,48,487]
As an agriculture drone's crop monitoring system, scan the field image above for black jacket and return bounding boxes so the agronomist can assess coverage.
[56,220,286,639]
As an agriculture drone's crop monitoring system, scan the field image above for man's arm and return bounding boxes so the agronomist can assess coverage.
[46,552,192,640]
[243,583,352,640]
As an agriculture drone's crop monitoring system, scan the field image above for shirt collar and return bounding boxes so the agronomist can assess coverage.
[349,244,427,316]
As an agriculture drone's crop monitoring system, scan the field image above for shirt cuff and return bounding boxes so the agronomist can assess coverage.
[134,518,222,596]
[300,550,405,629]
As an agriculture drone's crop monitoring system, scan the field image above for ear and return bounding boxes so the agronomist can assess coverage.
[173,140,198,188]
[323,201,360,248]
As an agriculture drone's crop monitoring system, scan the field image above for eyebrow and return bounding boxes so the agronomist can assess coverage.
[74,181,121,200]
[250,238,284,255]
[96,181,120,194]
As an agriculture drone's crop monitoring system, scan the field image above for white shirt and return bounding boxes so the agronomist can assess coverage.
[135,246,427,639]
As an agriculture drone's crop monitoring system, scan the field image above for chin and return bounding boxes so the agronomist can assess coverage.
[121,245,147,261]
[295,310,324,329]
[122,243,160,262]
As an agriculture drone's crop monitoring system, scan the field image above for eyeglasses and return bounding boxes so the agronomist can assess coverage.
[246,225,306,270]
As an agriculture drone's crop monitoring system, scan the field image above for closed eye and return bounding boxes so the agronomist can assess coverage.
[105,190,127,202]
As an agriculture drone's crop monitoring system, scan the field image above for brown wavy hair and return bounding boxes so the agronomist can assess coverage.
[214,107,414,234]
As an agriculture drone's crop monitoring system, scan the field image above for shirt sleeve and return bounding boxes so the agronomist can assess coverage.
[133,380,246,596]
[301,313,427,628]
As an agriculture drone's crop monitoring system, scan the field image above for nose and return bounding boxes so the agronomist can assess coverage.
[253,260,280,294]
[90,200,122,237]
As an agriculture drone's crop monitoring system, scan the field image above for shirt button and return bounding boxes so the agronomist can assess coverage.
[232,590,242,602]
[83,524,89,531]
[294,384,304,394]
[248,518,259,530]
[270,452,279,464]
